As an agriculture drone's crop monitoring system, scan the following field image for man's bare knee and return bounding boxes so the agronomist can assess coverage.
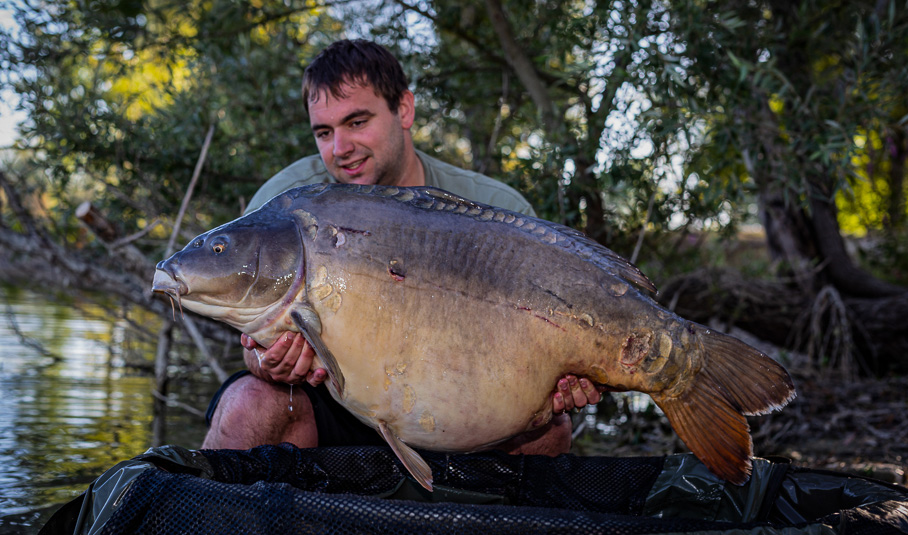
[202,375,317,450]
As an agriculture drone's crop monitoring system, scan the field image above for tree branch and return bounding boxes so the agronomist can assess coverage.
[166,122,216,256]
[483,0,560,133]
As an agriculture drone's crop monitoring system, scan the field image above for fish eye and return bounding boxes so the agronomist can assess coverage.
[212,243,226,254]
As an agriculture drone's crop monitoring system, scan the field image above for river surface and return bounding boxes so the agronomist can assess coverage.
[0,287,221,534]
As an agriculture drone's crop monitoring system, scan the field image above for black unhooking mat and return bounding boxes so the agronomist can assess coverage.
[40,444,908,535]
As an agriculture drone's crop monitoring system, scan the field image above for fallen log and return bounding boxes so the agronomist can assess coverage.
[658,267,908,375]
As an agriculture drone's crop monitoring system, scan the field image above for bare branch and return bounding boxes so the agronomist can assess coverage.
[166,122,216,257]
[483,0,560,133]
[111,219,162,250]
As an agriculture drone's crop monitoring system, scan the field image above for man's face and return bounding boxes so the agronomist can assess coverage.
[309,82,414,186]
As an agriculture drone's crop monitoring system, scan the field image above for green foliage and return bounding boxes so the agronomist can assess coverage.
[2,0,343,253]
[401,0,906,272]
[2,0,906,276]
[666,0,908,222]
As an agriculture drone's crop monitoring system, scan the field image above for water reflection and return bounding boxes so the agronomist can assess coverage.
[0,287,219,533]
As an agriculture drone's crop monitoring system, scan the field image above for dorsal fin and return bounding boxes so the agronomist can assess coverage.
[284,183,657,294]
[391,186,656,294]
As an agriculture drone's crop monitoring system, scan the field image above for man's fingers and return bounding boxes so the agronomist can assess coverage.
[557,378,575,411]
[553,375,603,413]
[567,375,590,408]
[306,368,327,387]
[287,338,326,387]
[553,392,565,413]
[579,378,602,405]
[290,339,314,377]
[239,333,258,350]
[261,334,326,385]
[260,332,294,369]
[285,333,308,363]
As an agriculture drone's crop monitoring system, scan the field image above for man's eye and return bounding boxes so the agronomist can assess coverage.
[315,130,330,139]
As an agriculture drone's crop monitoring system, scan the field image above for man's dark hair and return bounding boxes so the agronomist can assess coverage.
[302,39,409,114]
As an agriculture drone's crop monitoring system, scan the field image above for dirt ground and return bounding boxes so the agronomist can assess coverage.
[571,329,908,487]
[753,370,907,484]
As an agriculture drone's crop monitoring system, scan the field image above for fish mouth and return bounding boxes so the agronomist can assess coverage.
[152,269,188,319]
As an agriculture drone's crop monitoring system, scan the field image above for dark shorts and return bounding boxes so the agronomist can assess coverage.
[205,370,386,448]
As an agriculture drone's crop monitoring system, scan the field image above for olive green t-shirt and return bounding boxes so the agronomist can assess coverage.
[245,149,535,216]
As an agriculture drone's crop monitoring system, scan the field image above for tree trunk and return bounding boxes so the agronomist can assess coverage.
[807,192,907,298]
[886,129,906,229]
[758,172,906,299]
[756,0,908,301]
[758,190,820,294]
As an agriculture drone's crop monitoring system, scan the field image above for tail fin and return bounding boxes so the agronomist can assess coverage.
[655,326,796,485]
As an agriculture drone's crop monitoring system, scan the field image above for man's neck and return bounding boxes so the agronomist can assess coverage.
[397,139,425,187]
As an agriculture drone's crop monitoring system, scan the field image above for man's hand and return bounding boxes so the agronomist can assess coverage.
[241,332,327,386]
[552,375,604,413]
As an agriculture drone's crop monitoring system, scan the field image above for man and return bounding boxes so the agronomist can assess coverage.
[203,39,602,456]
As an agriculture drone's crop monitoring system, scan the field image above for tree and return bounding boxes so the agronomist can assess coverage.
[2,0,343,243]
[666,0,908,297]
[381,0,694,242]
[655,0,908,371]
[3,0,907,373]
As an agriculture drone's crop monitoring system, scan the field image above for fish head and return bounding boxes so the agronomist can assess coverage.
[152,211,306,334]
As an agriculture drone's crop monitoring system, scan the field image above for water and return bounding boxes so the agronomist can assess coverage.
[0,287,221,533]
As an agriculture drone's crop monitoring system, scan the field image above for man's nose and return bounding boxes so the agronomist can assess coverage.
[333,130,354,157]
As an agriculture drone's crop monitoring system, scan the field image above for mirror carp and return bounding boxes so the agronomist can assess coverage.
[152,183,795,491]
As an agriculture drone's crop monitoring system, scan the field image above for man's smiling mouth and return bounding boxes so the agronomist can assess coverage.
[340,158,367,172]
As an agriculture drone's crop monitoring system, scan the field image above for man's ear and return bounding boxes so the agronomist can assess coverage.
[397,90,416,129]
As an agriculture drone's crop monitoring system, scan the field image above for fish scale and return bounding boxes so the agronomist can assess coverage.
[153,183,795,492]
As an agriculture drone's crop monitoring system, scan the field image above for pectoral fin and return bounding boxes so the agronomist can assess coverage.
[378,421,433,492]
[290,308,345,396]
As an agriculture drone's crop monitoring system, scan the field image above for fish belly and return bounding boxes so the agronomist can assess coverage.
[317,284,572,451]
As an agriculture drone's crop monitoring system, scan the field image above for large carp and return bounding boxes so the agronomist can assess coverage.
[152,183,795,491]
